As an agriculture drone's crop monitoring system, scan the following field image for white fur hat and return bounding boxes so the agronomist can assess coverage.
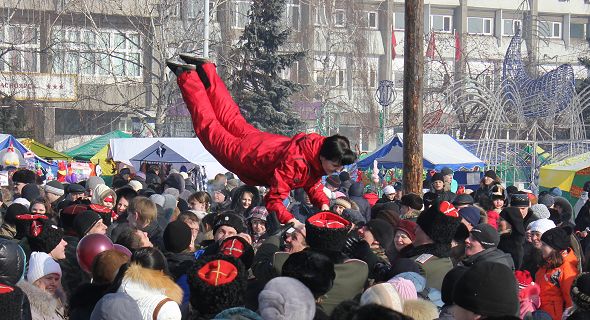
[27,251,62,284]
[402,299,439,320]
[360,283,403,313]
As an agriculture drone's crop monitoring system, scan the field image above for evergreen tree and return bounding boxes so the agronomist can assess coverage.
[229,0,305,136]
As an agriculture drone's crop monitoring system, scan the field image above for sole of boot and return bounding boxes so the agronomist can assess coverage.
[166,60,196,76]
[179,54,211,66]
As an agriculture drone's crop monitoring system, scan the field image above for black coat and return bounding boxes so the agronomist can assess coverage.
[348,183,371,222]
[165,251,195,281]
[497,207,526,269]
[460,247,515,270]
[68,283,110,320]
[59,235,91,298]
[575,200,590,231]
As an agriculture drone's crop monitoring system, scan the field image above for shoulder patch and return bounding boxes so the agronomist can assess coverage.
[415,254,434,264]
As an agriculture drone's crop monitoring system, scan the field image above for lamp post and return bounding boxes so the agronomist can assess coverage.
[375,80,396,145]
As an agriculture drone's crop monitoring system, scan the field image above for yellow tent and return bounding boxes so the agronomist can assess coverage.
[19,139,72,160]
[90,145,118,176]
[539,151,590,204]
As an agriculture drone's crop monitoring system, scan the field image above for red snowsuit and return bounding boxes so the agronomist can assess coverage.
[177,64,329,223]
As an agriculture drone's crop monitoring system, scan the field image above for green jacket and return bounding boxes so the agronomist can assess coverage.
[411,253,454,291]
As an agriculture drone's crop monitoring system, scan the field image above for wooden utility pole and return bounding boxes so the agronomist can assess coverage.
[402,0,424,195]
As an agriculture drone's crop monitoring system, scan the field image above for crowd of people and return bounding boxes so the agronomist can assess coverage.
[1,165,590,320]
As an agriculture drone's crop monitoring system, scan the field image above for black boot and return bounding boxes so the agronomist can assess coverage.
[178,54,212,89]
[166,60,196,77]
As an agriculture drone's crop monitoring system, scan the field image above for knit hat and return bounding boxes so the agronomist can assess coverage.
[86,176,105,192]
[360,283,403,313]
[258,277,316,320]
[453,261,519,317]
[27,251,62,283]
[527,218,556,235]
[4,203,29,225]
[571,273,590,311]
[537,193,555,208]
[530,204,551,220]
[388,277,417,301]
[469,223,499,249]
[91,249,130,285]
[11,169,36,184]
[458,206,481,226]
[383,185,396,195]
[332,198,352,209]
[325,175,341,188]
[484,170,497,180]
[401,193,423,211]
[165,173,185,193]
[392,272,427,293]
[163,188,180,200]
[90,292,142,320]
[73,210,103,237]
[213,212,246,235]
[149,194,165,208]
[541,226,572,251]
[21,184,41,202]
[306,212,351,252]
[28,220,64,254]
[395,219,417,242]
[510,193,530,208]
[365,219,394,250]
[431,172,444,183]
[218,236,254,269]
[44,180,65,196]
[281,250,336,299]
[247,206,269,221]
[188,254,247,316]
[453,194,474,206]
[163,220,192,253]
[402,299,439,320]
[416,201,461,244]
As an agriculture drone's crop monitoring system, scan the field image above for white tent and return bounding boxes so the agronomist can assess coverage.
[109,138,228,178]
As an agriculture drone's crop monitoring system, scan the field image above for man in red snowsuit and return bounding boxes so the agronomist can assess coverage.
[169,58,356,224]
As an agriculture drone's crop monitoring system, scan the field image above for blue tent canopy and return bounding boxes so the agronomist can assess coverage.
[357,134,485,171]
[0,134,58,172]
[130,141,193,169]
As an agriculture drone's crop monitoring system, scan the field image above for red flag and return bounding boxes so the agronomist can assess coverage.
[391,26,397,60]
[454,30,461,62]
[426,32,435,59]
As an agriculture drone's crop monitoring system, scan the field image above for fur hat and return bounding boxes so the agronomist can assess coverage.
[332,198,352,209]
[416,201,461,244]
[218,236,254,269]
[571,272,590,311]
[365,219,394,250]
[470,223,499,249]
[91,250,130,285]
[282,250,335,299]
[164,220,192,253]
[360,283,403,313]
[188,254,247,317]
[510,193,530,208]
[402,299,439,320]
[453,194,474,206]
[458,206,481,226]
[28,220,64,254]
[401,193,423,211]
[305,212,351,252]
[453,261,519,317]
[213,213,246,235]
[484,170,497,180]
[73,210,102,237]
[541,226,572,251]
[27,251,61,284]
[44,180,65,196]
[431,172,444,183]
[12,169,36,184]
[21,184,41,203]
[258,277,316,320]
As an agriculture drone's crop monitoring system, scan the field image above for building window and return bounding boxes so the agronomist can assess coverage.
[51,28,142,77]
[368,64,377,88]
[367,12,378,29]
[571,23,586,39]
[314,55,346,87]
[186,0,198,19]
[0,24,40,72]
[430,15,452,33]
[540,21,562,39]
[467,17,493,35]
[394,12,404,30]
[334,9,345,27]
[314,4,327,26]
[502,19,521,36]
[233,0,252,29]
[284,0,300,31]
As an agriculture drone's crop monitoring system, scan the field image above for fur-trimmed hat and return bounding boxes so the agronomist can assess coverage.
[416,201,461,244]
[28,220,64,254]
[11,169,36,184]
[305,212,351,252]
[218,236,254,269]
[401,193,423,211]
[187,254,247,317]
[332,198,352,210]
[213,213,246,235]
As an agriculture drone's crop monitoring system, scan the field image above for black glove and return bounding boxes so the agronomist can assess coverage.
[343,233,362,255]
[347,238,380,271]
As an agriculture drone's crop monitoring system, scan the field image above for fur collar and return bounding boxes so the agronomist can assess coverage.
[123,263,183,304]
[17,280,66,318]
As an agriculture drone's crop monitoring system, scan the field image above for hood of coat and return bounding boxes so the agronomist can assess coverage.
[18,279,66,317]
[348,182,364,197]
[230,185,261,212]
[121,263,183,304]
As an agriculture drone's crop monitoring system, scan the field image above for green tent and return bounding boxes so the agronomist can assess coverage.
[65,130,132,161]
[19,138,72,160]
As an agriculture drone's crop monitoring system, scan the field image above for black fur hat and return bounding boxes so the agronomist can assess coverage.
[281,249,336,299]
[11,169,36,184]
[305,212,351,252]
[28,220,64,254]
[571,273,590,311]
[187,254,247,317]
[401,193,424,211]
[416,201,461,244]
[218,236,254,269]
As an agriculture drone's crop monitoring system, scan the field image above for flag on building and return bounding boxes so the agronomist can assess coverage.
[455,30,461,61]
[391,26,397,60]
[426,32,436,59]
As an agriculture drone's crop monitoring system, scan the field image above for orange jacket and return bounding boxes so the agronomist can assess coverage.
[535,249,579,320]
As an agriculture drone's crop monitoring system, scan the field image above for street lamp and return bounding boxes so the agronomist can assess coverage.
[375,80,396,145]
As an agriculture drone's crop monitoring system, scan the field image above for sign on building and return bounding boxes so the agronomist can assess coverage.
[0,73,78,102]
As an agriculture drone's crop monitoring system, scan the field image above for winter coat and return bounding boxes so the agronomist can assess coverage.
[486,209,500,230]
[407,244,454,291]
[0,222,16,240]
[535,248,579,320]
[17,280,67,320]
[118,263,183,320]
[230,185,261,218]
[142,220,165,252]
[363,193,379,207]
[459,248,515,270]
[423,190,456,205]
[59,235,91,298]
[68,283,110,320]
[289,203,318,223]
[575,200,590,231]
[473,183,499,204]
[348,183,371,222]
[518,283,541,319]
[497,207,526,269]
